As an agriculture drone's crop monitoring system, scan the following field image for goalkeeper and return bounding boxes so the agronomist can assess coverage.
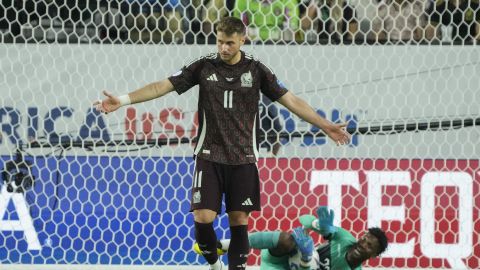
[195,206,388,269]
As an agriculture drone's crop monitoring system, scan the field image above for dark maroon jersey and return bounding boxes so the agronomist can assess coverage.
[168,51,288,165]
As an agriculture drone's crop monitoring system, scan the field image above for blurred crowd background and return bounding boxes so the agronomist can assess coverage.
[1,0,478,45]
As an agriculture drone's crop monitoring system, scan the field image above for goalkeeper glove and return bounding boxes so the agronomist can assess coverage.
[291,227,314,266]
[315,206,337,236]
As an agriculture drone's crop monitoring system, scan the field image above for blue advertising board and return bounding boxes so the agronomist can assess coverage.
[0,156,230,265]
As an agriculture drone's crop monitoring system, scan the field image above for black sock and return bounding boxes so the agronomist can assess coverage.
[228,225,249,270]
[194,221,218,265]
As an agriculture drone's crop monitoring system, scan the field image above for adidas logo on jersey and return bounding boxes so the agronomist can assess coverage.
[207,74,218,81]
[241,198,253,206]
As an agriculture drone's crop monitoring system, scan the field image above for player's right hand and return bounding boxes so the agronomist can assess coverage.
[291,227,314,262]
[93,90,121,114]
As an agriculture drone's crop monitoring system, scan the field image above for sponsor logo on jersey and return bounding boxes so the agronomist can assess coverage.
[241,71,252,87]
[207,74,218,81]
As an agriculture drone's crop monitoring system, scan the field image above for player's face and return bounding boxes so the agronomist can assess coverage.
[216,31,245,64]
[349,232,381,262]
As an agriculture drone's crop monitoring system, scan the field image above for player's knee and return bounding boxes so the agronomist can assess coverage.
[228,211,249,226]
[193,209,217,223]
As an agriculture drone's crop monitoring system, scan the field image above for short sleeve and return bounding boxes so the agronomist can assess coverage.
[168,57,205,95]
[258,62,288,102]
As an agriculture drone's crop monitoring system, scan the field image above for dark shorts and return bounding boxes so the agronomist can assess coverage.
[190,157,261,214]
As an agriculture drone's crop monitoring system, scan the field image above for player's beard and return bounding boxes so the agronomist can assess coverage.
[220,51,240,63]
[220,52,233,61]
[349,242,366,260]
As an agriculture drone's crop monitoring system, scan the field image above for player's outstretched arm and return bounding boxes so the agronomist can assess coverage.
[299,207,337,238]
[93,79,175,114]
[277,91,350,145]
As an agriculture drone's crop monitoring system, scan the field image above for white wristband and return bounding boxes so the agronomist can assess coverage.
[118,95,131,106]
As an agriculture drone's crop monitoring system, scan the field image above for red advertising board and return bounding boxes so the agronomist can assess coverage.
[249,159,480,269]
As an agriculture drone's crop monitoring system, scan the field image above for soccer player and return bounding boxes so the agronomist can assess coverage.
[94,16,350,270]
[196,206,389,270]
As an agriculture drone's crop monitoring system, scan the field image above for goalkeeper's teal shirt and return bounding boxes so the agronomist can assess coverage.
[256,227,360,270]
[258,248,318,270]
[315,227,361,270]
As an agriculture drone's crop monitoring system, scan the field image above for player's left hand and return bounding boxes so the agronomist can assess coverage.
[324,122,350,146]
[291,227,314,263]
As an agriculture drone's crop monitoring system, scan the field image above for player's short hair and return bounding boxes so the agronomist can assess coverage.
[216,16,246,36]
[368,227,388,256]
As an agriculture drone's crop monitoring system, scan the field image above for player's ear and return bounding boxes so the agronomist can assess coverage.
[240,34,246,45]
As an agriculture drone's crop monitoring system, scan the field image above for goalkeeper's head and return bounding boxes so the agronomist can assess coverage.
[367,227,388,256]
[348,227,388,263]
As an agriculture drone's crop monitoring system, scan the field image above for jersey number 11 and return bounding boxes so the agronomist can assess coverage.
[224,90,233,108]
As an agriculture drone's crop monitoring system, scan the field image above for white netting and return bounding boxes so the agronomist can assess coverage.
[0,0,479,269]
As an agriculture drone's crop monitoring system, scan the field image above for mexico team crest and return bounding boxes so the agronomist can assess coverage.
[241,71,252,87]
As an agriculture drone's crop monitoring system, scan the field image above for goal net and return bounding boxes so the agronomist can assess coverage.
[0,0,479,269]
